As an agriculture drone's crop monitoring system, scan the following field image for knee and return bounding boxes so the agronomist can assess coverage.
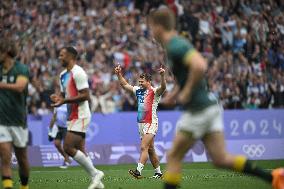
[140,144,149,152]
[63,143,72,156]
[1,153,12,164]
[211,154,231,168]
[148,147,155,155]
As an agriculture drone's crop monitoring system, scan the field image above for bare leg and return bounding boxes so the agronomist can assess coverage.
[54,139,70,162]
[0,142,13,188]
[14,146,29,187]
[164,131,196,188]
[139,134,155,165]
[148,137,159,169]
[0,142,13,178]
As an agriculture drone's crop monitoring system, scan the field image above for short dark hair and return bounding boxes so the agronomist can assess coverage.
[148,8,176,31]
[0,38,17,58]
[139,73,151,81]
[61,46,78,59]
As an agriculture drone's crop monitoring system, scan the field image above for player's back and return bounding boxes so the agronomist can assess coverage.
[166,36,217,112]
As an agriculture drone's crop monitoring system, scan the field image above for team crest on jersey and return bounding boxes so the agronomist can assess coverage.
[9,76,15,83]
[1,75,7,83]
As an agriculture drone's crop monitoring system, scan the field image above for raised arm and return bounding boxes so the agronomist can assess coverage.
[156,67,166,96]
[114,65,134,93]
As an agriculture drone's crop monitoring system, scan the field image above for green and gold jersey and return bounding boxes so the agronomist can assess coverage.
[166,36,217,111]
[0,61,29,128]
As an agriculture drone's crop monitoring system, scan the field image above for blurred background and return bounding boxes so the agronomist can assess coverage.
[0,0,284,117]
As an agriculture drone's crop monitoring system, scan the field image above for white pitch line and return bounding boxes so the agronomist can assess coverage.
[32,168,272,173]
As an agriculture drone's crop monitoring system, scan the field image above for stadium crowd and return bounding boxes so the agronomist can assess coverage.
[0,0,284,115]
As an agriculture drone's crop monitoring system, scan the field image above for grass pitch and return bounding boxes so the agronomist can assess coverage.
[10,160,283,189]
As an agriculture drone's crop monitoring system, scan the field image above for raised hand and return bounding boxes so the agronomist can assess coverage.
[114,64,122,75]
[158,67,165,76]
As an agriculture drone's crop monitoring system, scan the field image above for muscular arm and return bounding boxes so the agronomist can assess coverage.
[51,88,90,107]
[156,68,166,96]
[0,76,28,93]
[63,88,90,104]
[117,73,134,93]
[114,65,134,93]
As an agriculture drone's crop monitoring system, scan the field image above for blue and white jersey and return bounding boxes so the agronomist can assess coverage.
[55,104,68,128]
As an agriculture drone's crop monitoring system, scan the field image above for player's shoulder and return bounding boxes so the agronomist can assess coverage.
[72,64,86,74]
[167,36,194,58]
[151,86,158,91]
[15,61,28,71]
[59,69,67,78]
[167,36,193,50]
[15,61,29,76]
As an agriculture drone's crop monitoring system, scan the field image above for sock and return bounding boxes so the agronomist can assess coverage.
[20,185,29,189]
[86,155,99,173]
[154,166,162,174]
[163,172,181,189]
[20,174,29,185]
[2,176,13,189]
[137,163,144,174]
[233,156,272,182]
[73,150,97,177]
[20,174,29,189]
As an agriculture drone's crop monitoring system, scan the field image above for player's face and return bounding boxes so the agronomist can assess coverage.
[138,78,149,89]
[58,49,69,67]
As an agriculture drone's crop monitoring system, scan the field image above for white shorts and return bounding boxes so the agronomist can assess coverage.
[67,117,91,133]
[0,125,29,148]
[176,104,224,139]
[138,122,158,138]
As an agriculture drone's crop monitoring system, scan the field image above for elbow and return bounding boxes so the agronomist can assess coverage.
[16,87,26,93]
[198,61,208,75]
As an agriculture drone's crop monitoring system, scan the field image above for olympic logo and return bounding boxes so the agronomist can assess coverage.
[242,144,265,158]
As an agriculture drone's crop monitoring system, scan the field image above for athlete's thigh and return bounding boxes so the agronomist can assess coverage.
[64,131,84,148]
[0,142,13,160]
[202,131,227,161]
[141,133,155,148]
[169,131,196,159]
[77,135,86,153]
[149,136,155,149]
[14,146,28,163]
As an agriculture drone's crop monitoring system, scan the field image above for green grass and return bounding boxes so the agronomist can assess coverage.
[10,160,283,189]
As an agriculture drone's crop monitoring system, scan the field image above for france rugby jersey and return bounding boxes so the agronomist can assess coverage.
[133,86,161,124]
[59,65,91,121]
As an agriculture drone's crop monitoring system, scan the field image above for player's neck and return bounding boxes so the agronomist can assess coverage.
[66,60,76,71]
[2,57,15,72]
[146,84,151,89]
[163,30,177,46]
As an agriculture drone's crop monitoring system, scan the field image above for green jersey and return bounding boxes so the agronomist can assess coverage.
[166,36,217,111]
[0,61,29,128]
